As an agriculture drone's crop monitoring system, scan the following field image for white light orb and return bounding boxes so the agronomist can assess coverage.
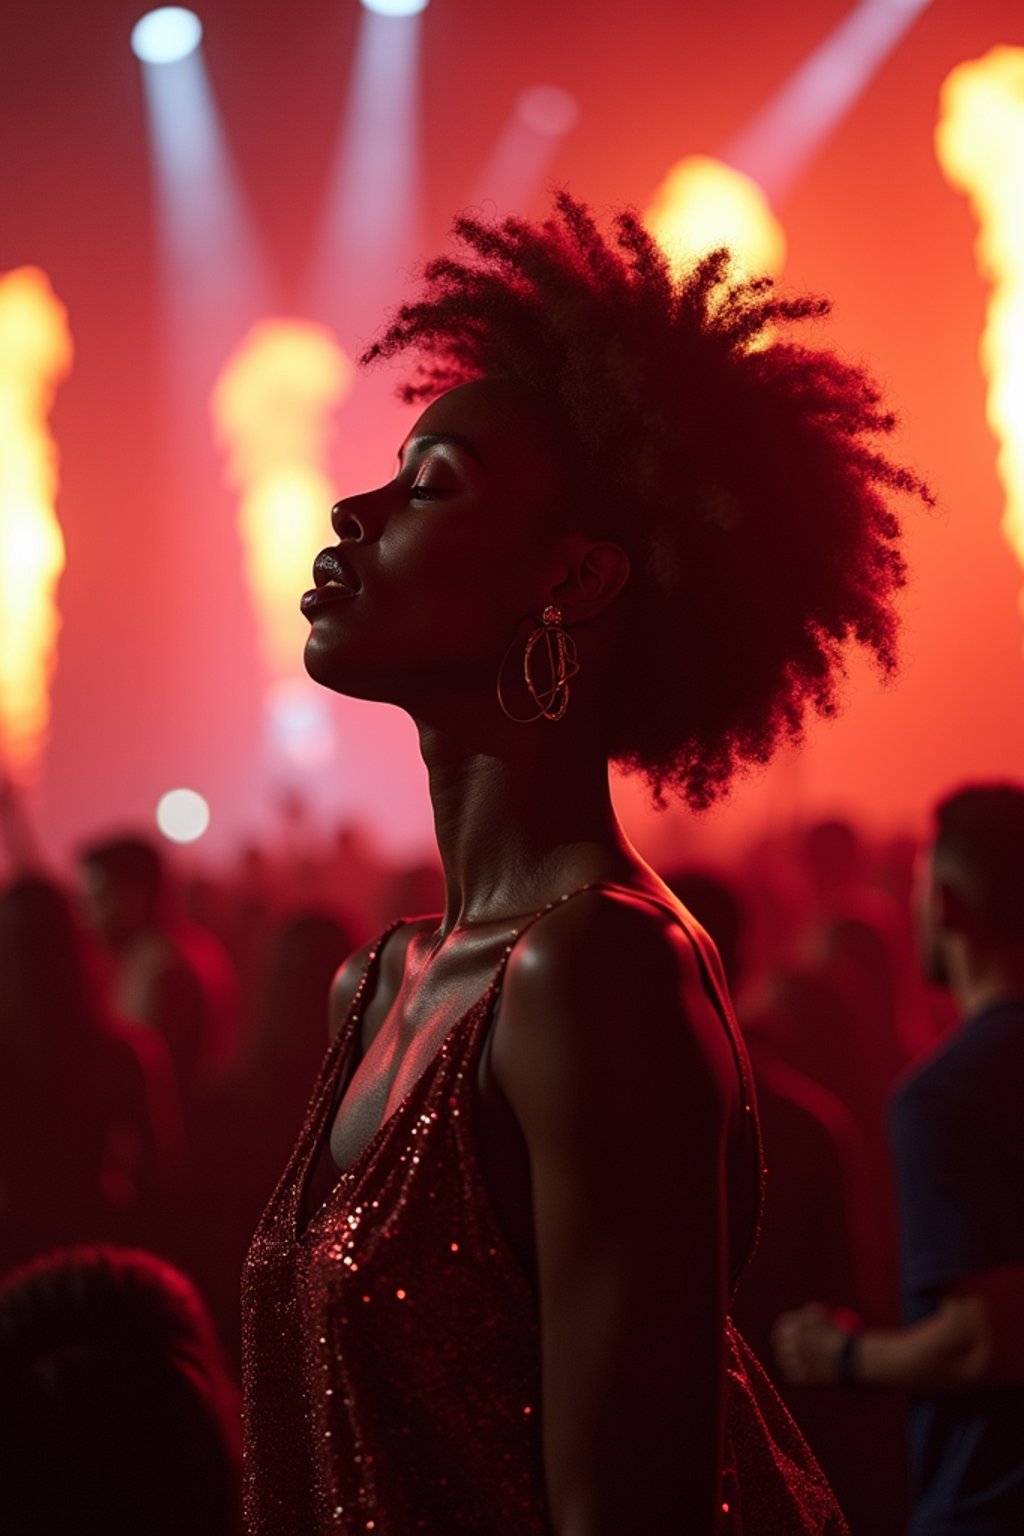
[360,0,429,15]
[265,679,336,769]
[156,787,211,843]
[516,85,580,138]
[131,8,203,64]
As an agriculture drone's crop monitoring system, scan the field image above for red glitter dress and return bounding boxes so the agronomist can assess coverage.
[242,890,848,1534]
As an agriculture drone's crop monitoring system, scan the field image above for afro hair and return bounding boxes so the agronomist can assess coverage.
[363,192,932,808]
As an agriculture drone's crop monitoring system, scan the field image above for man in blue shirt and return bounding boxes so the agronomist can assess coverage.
[774,783,1024,1534]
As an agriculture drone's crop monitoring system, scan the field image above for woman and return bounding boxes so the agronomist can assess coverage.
[242,194,928,1534]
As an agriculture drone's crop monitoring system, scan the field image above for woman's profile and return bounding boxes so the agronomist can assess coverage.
[241,193,929,1534]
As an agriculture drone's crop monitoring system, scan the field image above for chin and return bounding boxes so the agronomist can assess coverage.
[302,630,395,705]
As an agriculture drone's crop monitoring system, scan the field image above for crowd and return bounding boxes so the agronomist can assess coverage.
[0,782,971,1533]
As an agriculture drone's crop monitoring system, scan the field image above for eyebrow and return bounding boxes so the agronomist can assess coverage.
[397,432,487,468]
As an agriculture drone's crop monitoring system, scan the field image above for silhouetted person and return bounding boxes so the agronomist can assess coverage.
[0,1244,241,1536]
[78,835,240,1112]
[670,866,906,1532]
[0,875,180,1273]
[193,908,354,1362]
[776,782,1024,1535]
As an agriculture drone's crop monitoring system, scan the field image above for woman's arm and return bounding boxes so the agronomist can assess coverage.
[492,889,738,1536]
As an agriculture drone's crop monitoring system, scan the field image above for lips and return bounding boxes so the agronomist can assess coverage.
[301,547,362,615]
[312,548,360,593]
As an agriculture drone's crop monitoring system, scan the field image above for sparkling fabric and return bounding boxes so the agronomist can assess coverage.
[242,897,848,1534]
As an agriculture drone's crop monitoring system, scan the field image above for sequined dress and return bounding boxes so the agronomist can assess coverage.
[242,890,847,1534]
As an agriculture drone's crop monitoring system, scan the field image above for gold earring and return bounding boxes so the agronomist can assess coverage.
[497,605,580,723]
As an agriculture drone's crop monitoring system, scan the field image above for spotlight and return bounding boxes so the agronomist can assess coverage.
[131,7,203,65]
[516,86,579,138]
[360,0,429,15]
[156,786,211,842]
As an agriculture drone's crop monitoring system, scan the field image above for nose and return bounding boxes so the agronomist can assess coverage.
[331,483,392,543]
[331,498,365,541]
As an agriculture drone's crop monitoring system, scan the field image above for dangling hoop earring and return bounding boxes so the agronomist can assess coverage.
[496,605,580,723]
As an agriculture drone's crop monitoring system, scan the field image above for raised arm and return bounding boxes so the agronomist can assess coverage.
[492,889,740,1536]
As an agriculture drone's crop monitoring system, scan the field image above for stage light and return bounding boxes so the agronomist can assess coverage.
[360,0,428,15]
[937,46,1024,652]
[516,85,579,138]
[645,156,786,281]
[211,320,353,679]
[0,268,72,783]
[307,0,425,333]
[138,0,269,459]
[131,7,203,65]
[156,787,211,843]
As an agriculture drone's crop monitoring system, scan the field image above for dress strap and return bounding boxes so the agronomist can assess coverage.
[341,917,408,1038]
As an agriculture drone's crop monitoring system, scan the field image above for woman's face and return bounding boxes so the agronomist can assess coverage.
[302,376,576,710]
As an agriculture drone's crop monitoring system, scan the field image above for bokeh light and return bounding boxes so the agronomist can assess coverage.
[211,321,353,681]
[0,268,72,783]
[937,47,1024,650]
[131,7,203,65]
[156,786,211,842]
[515,85,580,138]
[645,155,787,280]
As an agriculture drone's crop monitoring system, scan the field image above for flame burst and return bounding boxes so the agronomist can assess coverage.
[211,321,353,677]
[645,155,787,281]
[0,268,73,781]
[936,47,1024,643]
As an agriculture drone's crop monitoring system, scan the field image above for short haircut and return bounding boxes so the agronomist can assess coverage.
[933,783,1024,939]
[78,833,165,898]
[363,192,931,808]
[0,1246,240,1535]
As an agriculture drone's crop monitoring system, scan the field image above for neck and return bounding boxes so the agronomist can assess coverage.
[416,717,634,932]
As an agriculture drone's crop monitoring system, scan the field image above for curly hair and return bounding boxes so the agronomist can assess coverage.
[362,192,931,808]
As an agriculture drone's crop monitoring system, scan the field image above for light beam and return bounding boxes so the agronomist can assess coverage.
[725,0,934,203]
[306,6,425,335]
[468,85,580,217]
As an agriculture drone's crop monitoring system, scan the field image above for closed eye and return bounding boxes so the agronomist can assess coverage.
[410,481,453,502]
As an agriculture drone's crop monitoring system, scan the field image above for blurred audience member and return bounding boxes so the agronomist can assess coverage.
[0,876,180,1274]
[78,834,241,1111]
[193,906,355,1362]
[775,782,1024,1536]
[0,1245,241,1536]
[669,865,907,1532]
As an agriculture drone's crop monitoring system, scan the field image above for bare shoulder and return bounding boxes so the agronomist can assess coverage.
[503,884,703,1022]
[493,885,735,1140]
[327,917,434,1042]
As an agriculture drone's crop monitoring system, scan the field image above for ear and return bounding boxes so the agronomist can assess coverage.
[548,536,631,624]
[933,876,971,937]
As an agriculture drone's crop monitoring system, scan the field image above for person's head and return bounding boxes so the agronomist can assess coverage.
[664,866,745,988]
[305,193,928,808]
[0,875,106,1052]
[77,834,167,947]
[0,1245,241,1536]
[800,817,864,899]
[917,782,1024,986]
